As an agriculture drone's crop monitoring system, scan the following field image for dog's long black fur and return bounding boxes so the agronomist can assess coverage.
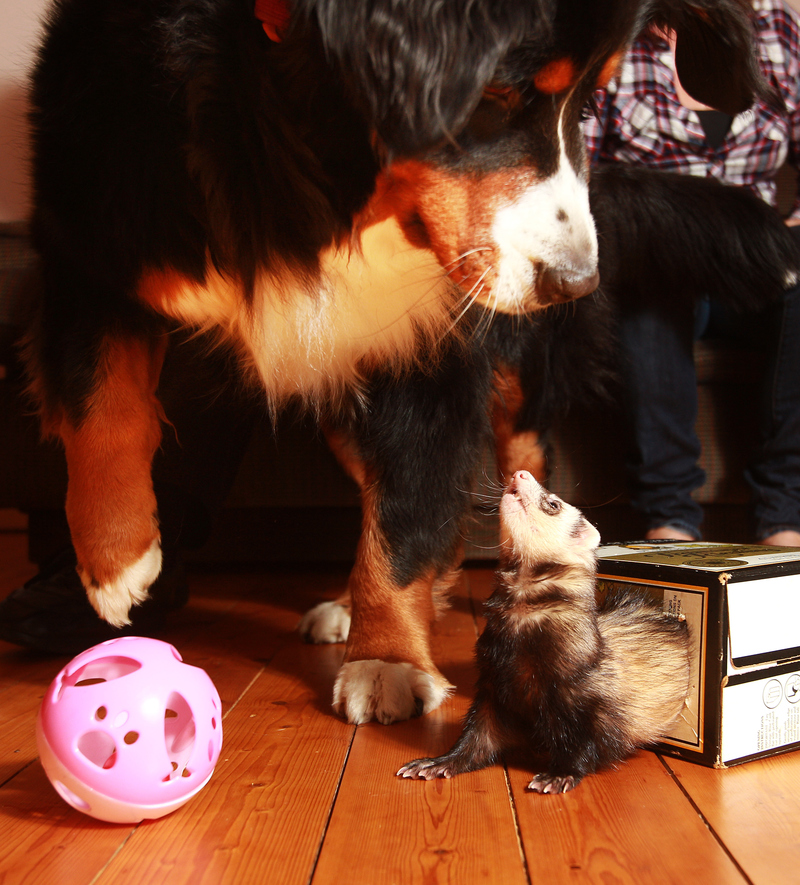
[512,164,800,431]
[25,0,796,723]
[344,166,800,590]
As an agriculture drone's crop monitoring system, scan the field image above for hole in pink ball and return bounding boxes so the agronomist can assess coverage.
[77,731,117,770]
[164,693,196,780]
[67,656,142,688]
[53,780,91,812]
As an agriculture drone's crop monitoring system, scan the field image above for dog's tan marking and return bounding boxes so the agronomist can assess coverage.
[534,57,577,94]
[381,160,534,300]
[345,476,440,672]
[598,51,623,88]
[324,424,369,489]
[138,215,456,408]
[58,334,167,623]
[492,366,547,482]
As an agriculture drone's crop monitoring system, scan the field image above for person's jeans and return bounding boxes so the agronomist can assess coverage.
[745,273,800,539]
[618,250,800,540]
[618,300,705,538]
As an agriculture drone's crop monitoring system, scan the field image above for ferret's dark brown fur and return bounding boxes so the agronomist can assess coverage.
[398,471,690,793]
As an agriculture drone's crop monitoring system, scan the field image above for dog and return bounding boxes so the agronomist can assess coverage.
[25,0,773,724]
[302,161,800,723]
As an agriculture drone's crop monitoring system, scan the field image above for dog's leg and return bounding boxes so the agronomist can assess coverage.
[332,487,454,725]
[318,347,493,724]
[298,590,352,644]
[42,332,167,626]
[492,365,548,483]
[296,423,361,645]
[310,425,454,721]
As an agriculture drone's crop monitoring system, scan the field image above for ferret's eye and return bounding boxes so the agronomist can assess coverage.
[543,497,562,515]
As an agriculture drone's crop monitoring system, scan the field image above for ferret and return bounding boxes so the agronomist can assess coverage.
[398,470,690,793]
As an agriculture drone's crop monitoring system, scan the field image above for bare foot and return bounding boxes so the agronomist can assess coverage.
[645,527,697,542]
[759,530,800,547]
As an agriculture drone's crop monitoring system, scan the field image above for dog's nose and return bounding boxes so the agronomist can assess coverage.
[538,266,600,304]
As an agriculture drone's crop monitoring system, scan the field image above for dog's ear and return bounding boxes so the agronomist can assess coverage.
[647,0,775,115]
[298,0,551,156]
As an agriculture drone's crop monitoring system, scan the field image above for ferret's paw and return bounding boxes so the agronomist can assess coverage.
[333,660,452,725]
[527,773,580,794]
[396,757,455,780]
[298,600,351,644]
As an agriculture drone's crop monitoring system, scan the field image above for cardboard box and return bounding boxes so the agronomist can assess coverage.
[596,541,800,768]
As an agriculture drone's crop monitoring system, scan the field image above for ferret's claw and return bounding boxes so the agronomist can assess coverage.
[527,773,580,794]
[397,758,453,780]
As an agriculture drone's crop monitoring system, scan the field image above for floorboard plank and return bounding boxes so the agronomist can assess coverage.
[317,716,528,885]
[93,641,351,885]
[0,761,136,885]
[509,752,747,884]
[665,752,800,885]
[312,570,528,885]
[2,556,800,885]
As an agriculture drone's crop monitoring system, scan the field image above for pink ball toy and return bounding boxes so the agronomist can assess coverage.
[36,636,222,823]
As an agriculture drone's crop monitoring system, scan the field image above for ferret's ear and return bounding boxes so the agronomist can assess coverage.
[572,519,601,552]
[301,0,550,156]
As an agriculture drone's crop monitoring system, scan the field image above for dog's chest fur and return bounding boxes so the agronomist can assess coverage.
[139,216,456,403]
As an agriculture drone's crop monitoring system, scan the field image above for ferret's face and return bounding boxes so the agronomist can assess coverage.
[499,471,600,567]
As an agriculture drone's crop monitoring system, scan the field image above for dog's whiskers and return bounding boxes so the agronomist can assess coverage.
[443,246,493,272]
[442,267,492,337]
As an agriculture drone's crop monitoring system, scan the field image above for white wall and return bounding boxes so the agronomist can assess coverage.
[2,0,800,223]
[0,0,49,222]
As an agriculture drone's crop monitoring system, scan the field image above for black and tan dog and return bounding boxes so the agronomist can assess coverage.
[25,0,787,723]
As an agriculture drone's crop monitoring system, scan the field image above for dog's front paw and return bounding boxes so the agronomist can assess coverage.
[333,660,452,725]
[81,539,162,627]
[298,600,351,644]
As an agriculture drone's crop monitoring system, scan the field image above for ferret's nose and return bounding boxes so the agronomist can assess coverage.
[507,470,534,495]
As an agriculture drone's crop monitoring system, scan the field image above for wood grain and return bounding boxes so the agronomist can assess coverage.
[666,753,800,885]
[312,570,527,885]
[509,752,747,884]
[1,554,799,885]
[94,642,352,885]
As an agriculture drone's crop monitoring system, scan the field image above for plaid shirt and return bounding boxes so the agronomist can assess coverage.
[583,0,800,221]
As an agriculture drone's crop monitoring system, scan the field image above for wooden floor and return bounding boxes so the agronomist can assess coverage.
[2,527,800,885]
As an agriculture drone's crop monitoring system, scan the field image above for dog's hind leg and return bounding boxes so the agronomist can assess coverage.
[295,423,355,645]
[319,345,493,724]
[298,592,352,645]
[30,328,168,627]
